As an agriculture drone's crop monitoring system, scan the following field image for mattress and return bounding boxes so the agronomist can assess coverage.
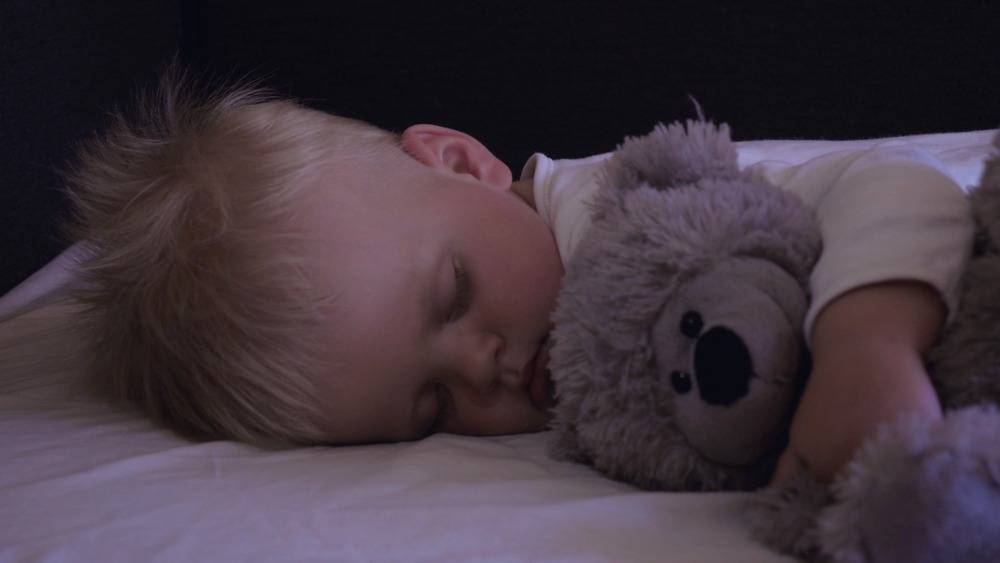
[1,129,995,563]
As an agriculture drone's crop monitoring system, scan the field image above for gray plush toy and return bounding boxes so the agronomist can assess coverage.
[548,120,1000,562]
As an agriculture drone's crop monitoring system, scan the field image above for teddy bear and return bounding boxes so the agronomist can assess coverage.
[547,119,1000,562]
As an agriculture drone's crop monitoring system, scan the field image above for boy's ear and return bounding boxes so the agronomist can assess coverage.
[400,124,512,190]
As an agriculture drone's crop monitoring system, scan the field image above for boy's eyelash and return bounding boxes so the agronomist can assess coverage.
[447,261,472,322]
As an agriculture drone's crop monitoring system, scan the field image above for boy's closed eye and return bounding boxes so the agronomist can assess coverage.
[423,260,472,437]
[447,260,473,323]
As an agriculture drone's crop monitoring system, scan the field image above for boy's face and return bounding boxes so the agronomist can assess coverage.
[307,125,564,444]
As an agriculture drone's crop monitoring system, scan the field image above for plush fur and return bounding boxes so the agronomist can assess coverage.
[549,121,1000,562]
[549,120,821,491]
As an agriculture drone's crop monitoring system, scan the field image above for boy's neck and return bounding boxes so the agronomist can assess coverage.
[511,179,536,210]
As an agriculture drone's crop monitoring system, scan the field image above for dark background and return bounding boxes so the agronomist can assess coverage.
[2,0,998,294]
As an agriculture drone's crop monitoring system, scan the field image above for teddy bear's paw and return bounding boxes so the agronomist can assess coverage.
[816,406,1000,563]
[929,254,1000,407]
[745,471,832,561]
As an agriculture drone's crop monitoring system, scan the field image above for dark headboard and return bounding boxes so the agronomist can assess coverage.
[3,0,998,293]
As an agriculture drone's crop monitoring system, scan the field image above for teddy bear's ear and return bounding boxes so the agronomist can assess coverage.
[601,120,741,198]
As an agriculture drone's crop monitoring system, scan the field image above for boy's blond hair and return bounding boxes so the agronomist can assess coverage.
[66,69,400,445]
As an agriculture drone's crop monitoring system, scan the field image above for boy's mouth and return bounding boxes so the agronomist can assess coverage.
[524,338,556,410]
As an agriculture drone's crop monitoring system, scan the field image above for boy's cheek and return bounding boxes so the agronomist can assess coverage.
[447,397,551,436]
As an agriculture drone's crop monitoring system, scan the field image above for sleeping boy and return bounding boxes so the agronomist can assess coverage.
[55,72,971,483]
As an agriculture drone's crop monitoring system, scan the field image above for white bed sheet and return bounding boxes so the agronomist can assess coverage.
[1,129,996,563]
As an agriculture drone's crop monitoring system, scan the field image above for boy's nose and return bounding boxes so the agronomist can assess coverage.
[456,330,504,395]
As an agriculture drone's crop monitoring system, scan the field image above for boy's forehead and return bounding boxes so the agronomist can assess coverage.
[298,161,436,255]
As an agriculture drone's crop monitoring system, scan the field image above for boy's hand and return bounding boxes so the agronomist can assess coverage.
[771,281,945,485]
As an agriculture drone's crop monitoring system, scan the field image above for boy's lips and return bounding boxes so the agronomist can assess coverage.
[524,339,556,410]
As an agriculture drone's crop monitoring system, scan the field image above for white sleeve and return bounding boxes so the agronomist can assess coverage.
[521,152,611,267]
[764,145,974,342]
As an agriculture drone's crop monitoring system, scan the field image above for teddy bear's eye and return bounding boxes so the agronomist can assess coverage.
[670,371,692,394]
[680,311,703,338]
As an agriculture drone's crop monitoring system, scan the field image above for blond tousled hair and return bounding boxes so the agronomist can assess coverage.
[65,68,401,445]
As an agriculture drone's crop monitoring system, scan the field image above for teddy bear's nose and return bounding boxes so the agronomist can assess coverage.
[693,326,753,406]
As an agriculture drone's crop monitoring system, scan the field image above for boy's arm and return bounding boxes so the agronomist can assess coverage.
[771,280,944,484]
[762,144,971,484]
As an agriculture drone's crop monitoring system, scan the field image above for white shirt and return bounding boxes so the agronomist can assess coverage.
[520,130,996,339]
